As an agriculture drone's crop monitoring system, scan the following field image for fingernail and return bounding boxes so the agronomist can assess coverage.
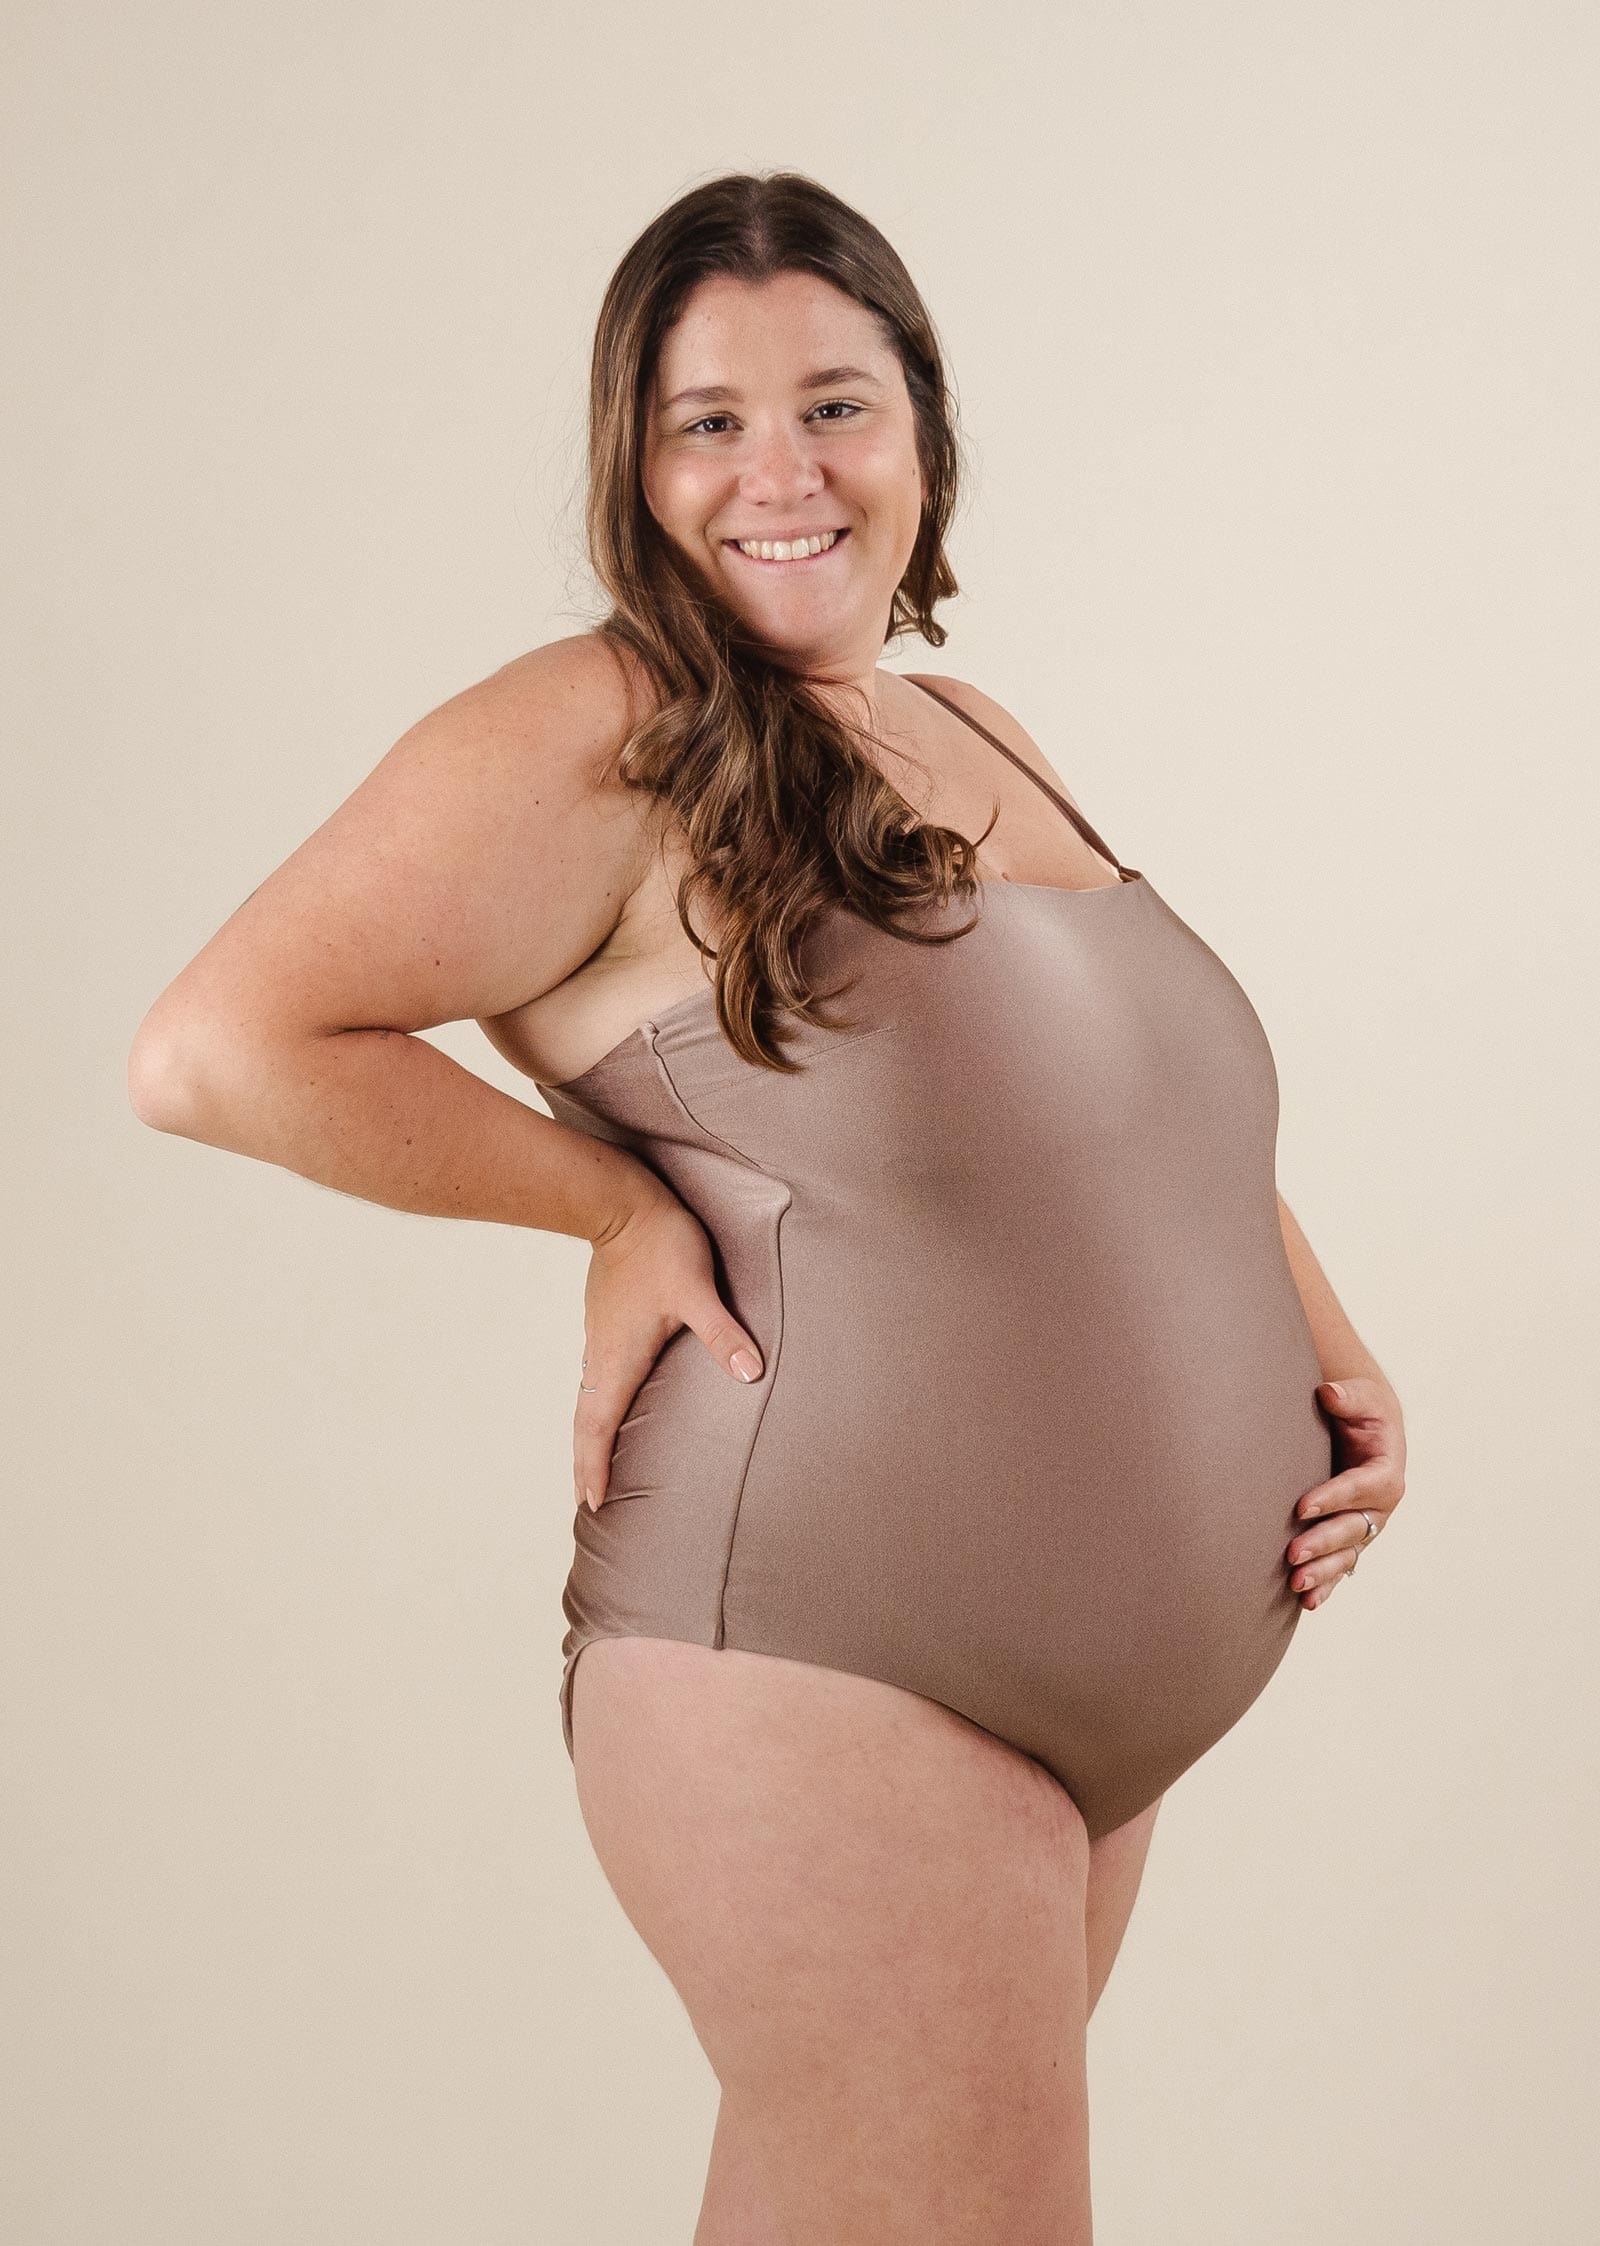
[1325,1381,1344,1401]
[731,1349,762,1383]
[584,1488,599,1512]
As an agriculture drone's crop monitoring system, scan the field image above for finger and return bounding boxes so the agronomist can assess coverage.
[573,1378,625,1512]
[1295,1460,1395,1521]
[1302,1544,1361,1607]
[1288,1511,1375,1589]
[677,1279,765,1387]
[1315,1381,1403,1482]
[572,1338,666,1512]
[1291,1553,1357,1606]
[1316,1377,1384,1420]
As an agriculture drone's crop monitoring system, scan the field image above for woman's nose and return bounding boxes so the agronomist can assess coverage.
[736,426,826,500]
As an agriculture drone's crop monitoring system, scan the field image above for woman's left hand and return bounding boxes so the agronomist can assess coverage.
[1286,1375,1407,1609]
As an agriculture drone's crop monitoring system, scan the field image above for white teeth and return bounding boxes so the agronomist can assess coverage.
[734,529,841,561]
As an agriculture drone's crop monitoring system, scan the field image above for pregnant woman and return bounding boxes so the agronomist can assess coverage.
[130,171,1408,2241]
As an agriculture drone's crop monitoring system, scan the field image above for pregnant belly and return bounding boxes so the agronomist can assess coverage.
[716,1215,1333,1724]
[572,1188,1332,1829]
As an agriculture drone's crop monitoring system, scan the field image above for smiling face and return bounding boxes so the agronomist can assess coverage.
[641,270,925,684]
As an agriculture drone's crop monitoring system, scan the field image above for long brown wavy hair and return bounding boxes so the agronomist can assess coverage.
[585,169,995,1071]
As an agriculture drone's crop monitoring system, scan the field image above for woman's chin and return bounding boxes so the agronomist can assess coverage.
[731,604,837,652]
[725,573,855,630]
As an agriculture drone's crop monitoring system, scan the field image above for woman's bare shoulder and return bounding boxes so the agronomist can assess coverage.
[140,632,675,1050]
[490,629,667,757]
[900,671,1089,815]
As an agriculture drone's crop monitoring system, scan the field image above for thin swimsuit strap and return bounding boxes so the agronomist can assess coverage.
[906,676,1130,880]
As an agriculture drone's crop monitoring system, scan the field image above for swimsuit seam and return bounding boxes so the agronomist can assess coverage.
[642,1025,766,1170]
[644,1027,793,1656]
[715,1189,789,1649]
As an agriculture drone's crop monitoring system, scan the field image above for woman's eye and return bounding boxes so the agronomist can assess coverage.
[682,401,862,436]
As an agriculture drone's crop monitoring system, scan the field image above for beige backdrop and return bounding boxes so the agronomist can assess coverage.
[6,1,1596,2239]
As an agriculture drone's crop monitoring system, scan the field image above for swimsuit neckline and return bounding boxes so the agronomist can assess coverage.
[537,867,1149,1098]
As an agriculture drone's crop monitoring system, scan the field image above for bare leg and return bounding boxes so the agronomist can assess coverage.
[1086,1796,1163,2018]
[695,2090,794,2246]
[572,1637,1096,2246]
[694,1789,1164,2239]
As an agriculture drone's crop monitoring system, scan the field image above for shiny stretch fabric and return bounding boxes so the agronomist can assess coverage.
[536,680,1331,1841]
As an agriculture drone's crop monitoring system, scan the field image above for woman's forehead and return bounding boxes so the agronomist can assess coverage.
[655,273,892,386]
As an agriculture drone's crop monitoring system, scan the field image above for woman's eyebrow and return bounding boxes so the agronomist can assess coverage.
[660,365,887,411]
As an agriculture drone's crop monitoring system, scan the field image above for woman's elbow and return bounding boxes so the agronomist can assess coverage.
[127,1004,241,1137]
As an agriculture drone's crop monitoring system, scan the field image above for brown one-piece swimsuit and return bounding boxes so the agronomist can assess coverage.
[535,678,1332,1842]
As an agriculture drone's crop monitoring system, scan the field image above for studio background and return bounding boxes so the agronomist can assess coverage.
[5,2,1595,2239]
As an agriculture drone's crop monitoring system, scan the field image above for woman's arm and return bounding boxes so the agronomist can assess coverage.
[1276,1192,1396,1403]
[1277,1191,1407,1602]
[126,636,666,1251]
[128,632,769,1510]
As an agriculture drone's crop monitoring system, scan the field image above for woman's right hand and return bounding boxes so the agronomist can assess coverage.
[575,1184,764,1512]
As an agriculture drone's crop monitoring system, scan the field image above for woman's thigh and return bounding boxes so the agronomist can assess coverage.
[570,1635,1096,2245]
[1086,1795,1163,2017]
